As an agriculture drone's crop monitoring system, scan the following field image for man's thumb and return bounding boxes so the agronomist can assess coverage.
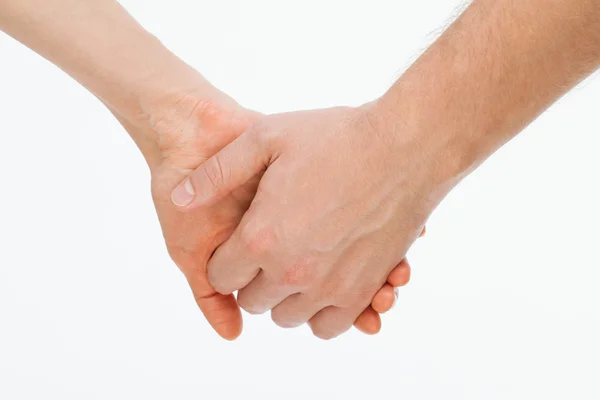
[171,130,269,209]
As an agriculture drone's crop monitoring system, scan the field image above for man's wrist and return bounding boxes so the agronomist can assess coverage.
[372,0,600,198]
[367,89,475,200]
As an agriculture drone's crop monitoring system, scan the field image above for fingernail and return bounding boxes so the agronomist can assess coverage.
[392,288,399,309]
[171,179,195,207]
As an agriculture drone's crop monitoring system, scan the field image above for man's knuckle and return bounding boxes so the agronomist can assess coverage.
[311,325,337,341]
[271,312,298,329]
[237,296,264,315]
[247,118,270,136]
[202,157,226,191]
[320,283,352,308]
[338,286,375,309]
[240,225,276,257]
[315,278,343,303]
[329,295,349,309]
[280,257,317,288]
[247,118,281,153]
[207,266,231,295]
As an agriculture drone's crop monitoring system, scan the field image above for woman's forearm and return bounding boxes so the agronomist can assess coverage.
[376,0,600,188]
[0,0,213,123]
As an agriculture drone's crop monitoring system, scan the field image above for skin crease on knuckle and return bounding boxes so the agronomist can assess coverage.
[202,155,226,194]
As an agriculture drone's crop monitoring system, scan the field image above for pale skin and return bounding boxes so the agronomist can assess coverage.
[0,0,413,340]
[174,0,600,339]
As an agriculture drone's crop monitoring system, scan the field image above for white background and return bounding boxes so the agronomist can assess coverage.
[1,1,599,399]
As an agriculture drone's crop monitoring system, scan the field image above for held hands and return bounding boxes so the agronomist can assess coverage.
[125,87,421,340]
[0,0,430,341]
[7,0,594,343]
[172,105,436,339]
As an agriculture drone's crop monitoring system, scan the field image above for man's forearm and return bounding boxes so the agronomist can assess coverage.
[376,0,600,188]
[0,0,212,124]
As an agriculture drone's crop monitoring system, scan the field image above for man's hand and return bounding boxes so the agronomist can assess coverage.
[171,0,600,340]
[171,106,439,339]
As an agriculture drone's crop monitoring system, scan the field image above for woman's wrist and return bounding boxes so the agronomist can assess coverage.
[0,1,165,118]
[0,0,232,169]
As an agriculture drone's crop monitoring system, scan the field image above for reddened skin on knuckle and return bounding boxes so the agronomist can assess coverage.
[279,256,317,289]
